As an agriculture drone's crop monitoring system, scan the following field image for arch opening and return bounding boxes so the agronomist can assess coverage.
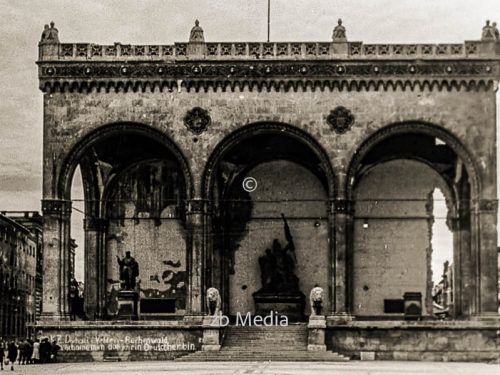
[60,124,192,319]
[348,127,475,319]
[204,124,335,320]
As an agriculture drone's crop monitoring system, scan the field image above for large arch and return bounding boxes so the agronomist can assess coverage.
[52,122,195,319]
[346,121,480,200]
[202,122,337,200]
[58,122,194,201]
[345,121,483,319]
[201,122,337,318]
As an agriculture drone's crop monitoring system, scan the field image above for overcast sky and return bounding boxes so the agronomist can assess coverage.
[1,0,499,281]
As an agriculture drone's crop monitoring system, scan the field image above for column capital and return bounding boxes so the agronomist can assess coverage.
[187,198,209,215]
[84,217,108,231]
[474,199,498,213]
[330,198,353,214]
[41,199,71,217]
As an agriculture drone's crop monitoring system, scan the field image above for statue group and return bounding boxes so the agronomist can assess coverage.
[257,214,300,294]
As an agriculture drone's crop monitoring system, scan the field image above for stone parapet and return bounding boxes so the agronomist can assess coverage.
[39,40,500,62]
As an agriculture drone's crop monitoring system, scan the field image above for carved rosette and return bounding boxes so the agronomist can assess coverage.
[326,106,354,134]
[184,107,211,134]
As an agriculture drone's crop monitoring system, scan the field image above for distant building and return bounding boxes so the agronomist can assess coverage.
[0,211,42,338]
[432,260,454,317]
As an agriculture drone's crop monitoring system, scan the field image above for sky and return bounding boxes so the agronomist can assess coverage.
[1,0,499,281]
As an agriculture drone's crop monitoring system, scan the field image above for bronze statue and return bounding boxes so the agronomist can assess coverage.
[257,214,299,293]
[116,251,139,290]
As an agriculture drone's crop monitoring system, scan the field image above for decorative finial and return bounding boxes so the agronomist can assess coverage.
[332,18,347,42]
[482,20,499,41]
[189,19,205,43]
[40,21,59,44]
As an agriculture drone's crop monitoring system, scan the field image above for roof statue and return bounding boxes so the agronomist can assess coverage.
[481,20,499,41]
[332,18,347,42]
[189,19,205,43]
[40,21,59,44]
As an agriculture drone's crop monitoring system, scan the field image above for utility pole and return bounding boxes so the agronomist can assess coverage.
[267,0,271,42]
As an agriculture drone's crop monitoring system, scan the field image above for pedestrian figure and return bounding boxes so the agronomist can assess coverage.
[32,340,40,364]
[18,339,25,365]
[0,339,5,370]
[7,342,17,371]
[40,338,50,364]
[26,339,33,364]
[51,341,61,363]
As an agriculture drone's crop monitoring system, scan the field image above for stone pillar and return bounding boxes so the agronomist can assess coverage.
[40,199,71,321]
[308,315,327,351]
[202,315,221,351]
[185,198,207,322]
[475,199,499,316]
[83,217,107,320]
[329,197,354,324]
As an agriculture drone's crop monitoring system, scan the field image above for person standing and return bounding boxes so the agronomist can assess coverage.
[32,340,40,364]
[17,340,25,365]
[69,278,79,321]
[51,341,61,363]
[0,339,5,371]
[7,342,17,371]
[40,338,50,364]
[26,340,33,365]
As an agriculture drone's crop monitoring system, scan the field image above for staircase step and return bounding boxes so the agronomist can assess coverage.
[176,324,349,362]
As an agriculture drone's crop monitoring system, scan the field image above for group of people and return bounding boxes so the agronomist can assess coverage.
[0,338,60,371]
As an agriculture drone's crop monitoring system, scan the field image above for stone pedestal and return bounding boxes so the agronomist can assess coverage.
[116,291,138,320]
[307,315,326,351]
[253,292,305,322]
[202,316,221,351]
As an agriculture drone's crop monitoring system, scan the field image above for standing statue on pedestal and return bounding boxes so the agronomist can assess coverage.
[116,251,139,290]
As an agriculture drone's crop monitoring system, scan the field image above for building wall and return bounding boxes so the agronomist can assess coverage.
[42,89,497,200]
[327,322,500,362]
[0,214,39,339]
[352,160,451,316]
[41,80,498,318]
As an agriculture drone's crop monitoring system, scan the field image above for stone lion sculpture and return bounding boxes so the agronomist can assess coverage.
[310,286,324,316]
[206,287,221,316]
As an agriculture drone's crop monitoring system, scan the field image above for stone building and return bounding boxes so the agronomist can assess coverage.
[0,212,41,339]
[36,19,500,361]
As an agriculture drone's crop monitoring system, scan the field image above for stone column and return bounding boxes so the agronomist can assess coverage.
[40,199,72,321]
[83,217,108,320]
[329,197,354,324]
[474,199,499,316]
[185,198,207,322]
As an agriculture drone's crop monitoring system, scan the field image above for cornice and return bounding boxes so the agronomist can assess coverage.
[38,60,499,93]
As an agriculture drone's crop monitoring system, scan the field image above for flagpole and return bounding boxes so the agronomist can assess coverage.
[267,0,270,42]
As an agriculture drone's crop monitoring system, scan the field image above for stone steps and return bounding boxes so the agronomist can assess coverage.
[177,324,349,362]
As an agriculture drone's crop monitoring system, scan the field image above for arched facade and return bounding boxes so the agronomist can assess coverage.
[36,20,500,361]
